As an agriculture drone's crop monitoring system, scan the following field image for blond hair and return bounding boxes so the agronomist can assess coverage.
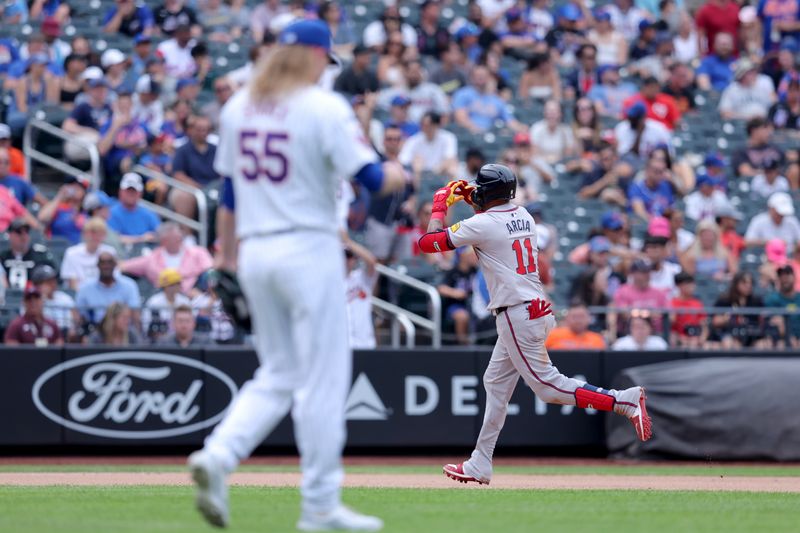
[83,216,107,235]
[100,302,130,345]
[249,46,321,102]
[689,219,729,261]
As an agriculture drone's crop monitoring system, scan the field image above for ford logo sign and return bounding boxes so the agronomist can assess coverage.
[32,352,238,440]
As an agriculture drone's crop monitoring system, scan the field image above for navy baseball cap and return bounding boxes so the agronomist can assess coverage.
[391,95,411,107]
[279,19,337,64]
[696,173,713,188]
[134,34,152,45]
[601,211,624,230]
[626,101,647,119]
[704,152,725,167]
[176,77,198,92]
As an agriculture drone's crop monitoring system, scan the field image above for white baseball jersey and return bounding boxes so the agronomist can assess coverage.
[214,86,377,238]
[345,267,378,349]
[447,203,548,310]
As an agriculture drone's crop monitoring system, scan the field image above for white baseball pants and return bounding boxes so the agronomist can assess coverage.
[203,231,350,515]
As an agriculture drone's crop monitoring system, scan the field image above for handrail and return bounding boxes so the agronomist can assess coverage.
[375,263,442,347]
[132,165,209,248]
[584,306,795,316]
[23,119,102,190]
[371,296,418,349]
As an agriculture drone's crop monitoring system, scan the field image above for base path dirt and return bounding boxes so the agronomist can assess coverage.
[1,472,798,493]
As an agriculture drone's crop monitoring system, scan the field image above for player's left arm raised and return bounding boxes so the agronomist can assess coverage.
[418,180,475,254]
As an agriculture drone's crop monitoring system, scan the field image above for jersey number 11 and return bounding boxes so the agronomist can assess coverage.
[512,238,537,275]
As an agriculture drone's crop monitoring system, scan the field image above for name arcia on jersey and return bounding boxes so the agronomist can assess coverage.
[506,219,531,235]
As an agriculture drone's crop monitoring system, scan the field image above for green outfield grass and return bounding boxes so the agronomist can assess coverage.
[0,485,797,533]
[2,463,800,477]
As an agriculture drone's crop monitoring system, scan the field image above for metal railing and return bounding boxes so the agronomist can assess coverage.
[23,119,102,190]
[132,165,209,248]
[371,296,416,348]
[375,263,442,348]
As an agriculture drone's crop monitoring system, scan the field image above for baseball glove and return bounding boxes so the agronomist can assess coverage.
[207,269,252,333]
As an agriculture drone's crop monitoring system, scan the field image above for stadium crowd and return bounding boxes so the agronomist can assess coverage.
[0,0,799,349]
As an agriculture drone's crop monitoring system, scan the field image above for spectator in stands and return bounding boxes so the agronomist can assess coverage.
[0,148,45,207]
[157,22,196,79]
[612,311,668,350]
[159,98,190,148]
[644,235,681,292]
[587,64,637,118]
[530,99,578,164]
[588,10,627,66]
[128,35,154,84]
[250,0,286,44]
[62,77,112,161]
[363,4,418,50]
[438,246,479,345]
[108,172,160,244]
[695,0,739,56]
[200,0,241,43]
[545,4,587,65]
[170,114,219,219]
[499,8,540,60]
[377,31,409,89]
[719,59,777,120]
[745,192,800,249]
[7,53,58,135]
[765,265,800,347]
[158,304,203,347]
[680,219,737,280]
[766,38,799,90]
[201,77,231,131]
[669,272,706,348]
[133,75,164,137]
[627,152,675,221]
[142,267,191,342]
[0,124,25,177]
[383,59,450,124]
[31,263,77,340]
[415,0,448,58]
[662,62,696,115]
[760,238,790,290]
[155,0,198,36]
[769,72,800,131]
[60,217,117,291]
[334,44,378,96]
[344,246,378,350]
[752,158,791,199]
[715,204,745,262]
[174,76,200,104]
[578,141,630,206]
[139,134,174,186]
[37,175,89,244]
[430,42,468,97]
[82,191,124,254]
[684,174,731,222]
[76,251,140,324]
[103,0,154,37]
[709,272,767,348]
[3,0,28,24]
[518,51,561,102]
[453,64,526,134]
[612,258,669,333]
[4,283,62,346]
[100,48,129,94]
[0,218,56,290]
[88,301,141,345]
[696,34,735,93]
[545,303,607,350]
[351,93,385,152]
[672,10,696,64]
[623,76,681,131]
[385,95,419,138]
[0,186,39,234]
[569,267,611,331]
[658,209,695,259]
[629,20,657,62]
[120,221,212,293]
[566,44,599,99]
[364,126,414,263]
[571,98,602,154]
[399,111,458,180]
[734,117,787,178]
[613,101,672,162]
[58,54,87,110]
[98,90,149,190]
[514,133,555,198]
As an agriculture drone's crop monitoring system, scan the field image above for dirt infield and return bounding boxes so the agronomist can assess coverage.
[1,472,798,492]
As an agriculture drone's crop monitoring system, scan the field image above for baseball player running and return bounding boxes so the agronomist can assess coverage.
[187,20,405,531]
[417,164,652,486]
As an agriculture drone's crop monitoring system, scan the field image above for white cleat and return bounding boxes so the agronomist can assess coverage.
[188,450,229,528]
[297,505,384,531]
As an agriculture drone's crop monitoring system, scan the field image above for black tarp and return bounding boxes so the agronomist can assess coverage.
[607,358,800,461]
